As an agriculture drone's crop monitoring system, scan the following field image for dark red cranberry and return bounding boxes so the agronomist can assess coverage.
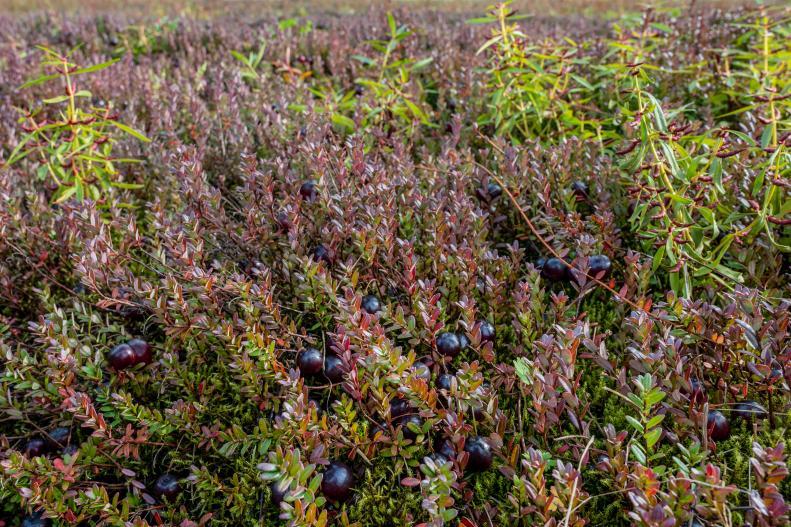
[428,452,449,464]
[63,445,79,457]
[733,401,767,422]
[397,415,424,441]
[535,257,547,270]
[587,255,612,279]
[24,438,48,457]
[47,427,70,448]
[707,411,730,441]
[688,377,707,404]
[361,294,382,314]
[541,257,568,281]
[127,339,153,365]
[271,481,288,505]
[323,355,345,383]
[21,511,50,527]
[152,473,180,502]
[321,462,354,502]
[108,343,136,370]
[299,180,317,200]
[413,361,432,382]
[479,321,495,343]
[390,398,411,419]
[571,181,588,201]
[486,183,503,199]
[436,373,454,392]
[457,333,471,351]
[369,422,387,439]
[464,436,493,472]
[436,332,461,357]
[313,244,333,265]
[297,348,324,377]
[436,440,456,460]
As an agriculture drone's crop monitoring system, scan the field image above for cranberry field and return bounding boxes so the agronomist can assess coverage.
[0,1,789,526]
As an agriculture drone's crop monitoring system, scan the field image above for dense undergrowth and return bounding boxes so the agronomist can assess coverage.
[0,2,789,526]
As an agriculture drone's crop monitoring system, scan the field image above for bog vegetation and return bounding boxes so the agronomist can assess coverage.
[0,1,789,526]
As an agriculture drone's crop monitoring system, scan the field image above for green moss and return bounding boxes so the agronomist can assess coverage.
[346,462,425,526]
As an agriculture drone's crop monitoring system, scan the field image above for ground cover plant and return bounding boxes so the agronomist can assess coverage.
[0,1,789,525]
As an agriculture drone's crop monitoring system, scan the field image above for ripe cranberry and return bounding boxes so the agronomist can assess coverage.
[688,377,707,404]
[321,462,354,502]
[323,355,345,383]
[479,320,495,343]
[299,180,317,200]
[63,445,79,457]
[271,481,288,505]
[152,473,180,502]
[369,422,387,440]
[413,361,432,382]
[587,255,612,279]
[436,373,454,392]
[733,401,767,422]
[398,415,424,441]
[436,332,461,357]
[47,427,70,448]
[464,436,493,472]
[486,182,503,199]
[390,397,411,419]
[313,244,333,264]
[128,338,153,365]
[535,257,547,270]
[707,411,730,441]
[541,257,569,281]
[21,512,50,527]
[361,294,382,314]
[24,438,48,457]
[457,333,471,351]
[436,440,456,460]
[108,343,136,370]
[297,348,324,376]
[571,181,588,201]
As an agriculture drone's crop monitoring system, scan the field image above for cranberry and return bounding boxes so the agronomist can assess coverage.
[535,257,547,270]
[47,427,70,448]
[479,320,495,343]
[413,361,431,382]
[733,401,767,422]
[436,373,454,392]
[300,181,318,201]
[707,411,730,441]
[390,398,411,419]
[21,512,50,527]
[128,338,153,365]
[476,182,502,202]
[24,438,48,457]
[297,348,324,376]
[108,343,136,370]
[369,422,387,440]
[321,462,354,502]
[313,244,333,264]
[436,332,461,357]
[152,473,180,502]
[63,445,79,457]
[436,440,456,460]
[271,481,288,505]
[323,355,345,383]
[397,415,424,441]
[541,257,569,281]
[457,333,471,351]
[464,436,493,472]
[587,255,612,279]
[571,181,588,201]
[361,294,382,314]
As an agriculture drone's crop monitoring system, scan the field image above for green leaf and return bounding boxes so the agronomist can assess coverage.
[646,414,665,430]
[72,59,120,76]
[330,113,356,130]
[645,427,662,449]
[106,121,151,142]
[625,415,644,433]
